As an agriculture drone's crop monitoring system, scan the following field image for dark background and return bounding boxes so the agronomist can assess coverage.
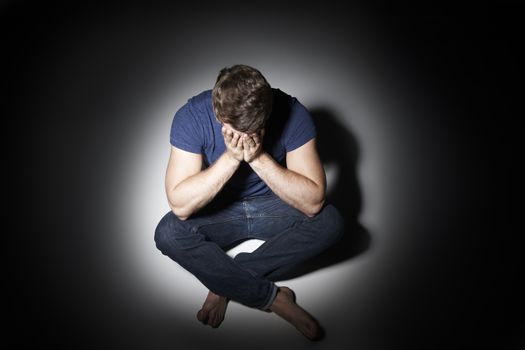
[4,2,519,349]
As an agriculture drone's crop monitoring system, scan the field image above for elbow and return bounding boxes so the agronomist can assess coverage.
[167,191,192,221]
[305,185,326,218]
[305,198,325,218]
[171,207,190,221]
[175,213,189,221]
[169,202,191,221]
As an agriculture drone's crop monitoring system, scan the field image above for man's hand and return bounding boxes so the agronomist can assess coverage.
[222,126,244,162]
[242,128,265,163]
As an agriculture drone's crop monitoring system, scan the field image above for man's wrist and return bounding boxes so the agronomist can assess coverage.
[247,151,266,167]
[224,152,241,167]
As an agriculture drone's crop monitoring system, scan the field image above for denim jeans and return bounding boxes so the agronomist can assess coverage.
[154,190,345,310]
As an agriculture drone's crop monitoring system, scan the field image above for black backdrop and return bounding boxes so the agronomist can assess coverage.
[4,2,519,349]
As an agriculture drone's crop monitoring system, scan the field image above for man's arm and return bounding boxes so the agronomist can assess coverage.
[246,137,326,217]
[166,128,244,220]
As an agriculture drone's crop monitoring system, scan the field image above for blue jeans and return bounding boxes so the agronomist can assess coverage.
[154,191,345,310]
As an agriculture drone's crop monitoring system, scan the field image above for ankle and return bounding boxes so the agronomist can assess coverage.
[270,288,289,310]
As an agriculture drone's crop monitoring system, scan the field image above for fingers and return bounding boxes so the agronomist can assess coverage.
[222,127,243,149]
[221,126,232,143]
[233,133,243,148]
[222,125,265,150]
[230,132,242,149]
[247,131,262,147]
[221,127,232,142]
[251,134,259,146]
[249,135,257,147]
[241,135,252,148]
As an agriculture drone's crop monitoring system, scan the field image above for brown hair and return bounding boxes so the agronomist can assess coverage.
[212,64,273,134]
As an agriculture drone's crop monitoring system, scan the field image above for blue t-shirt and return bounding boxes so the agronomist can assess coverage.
[169,88,316,200]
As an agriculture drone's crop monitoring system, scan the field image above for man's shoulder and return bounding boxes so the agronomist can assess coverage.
[271,88,297,107]
[272,87,289,98]
[179,89,212,120]
[188,89,212,107]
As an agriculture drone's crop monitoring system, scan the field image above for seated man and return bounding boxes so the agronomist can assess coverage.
[154,64,345,340]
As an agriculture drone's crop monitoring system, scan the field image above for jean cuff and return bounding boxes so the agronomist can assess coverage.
[259,283,278,311]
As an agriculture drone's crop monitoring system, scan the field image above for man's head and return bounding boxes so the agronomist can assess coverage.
[212,64,273,135]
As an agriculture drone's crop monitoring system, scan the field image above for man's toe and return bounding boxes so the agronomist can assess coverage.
[208,311,220,328]
[197,309,209,324]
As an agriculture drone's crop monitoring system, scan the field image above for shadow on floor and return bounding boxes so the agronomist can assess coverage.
[272,107,371,281]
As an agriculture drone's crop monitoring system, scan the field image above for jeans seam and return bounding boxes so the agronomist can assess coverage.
[192,217,246,232]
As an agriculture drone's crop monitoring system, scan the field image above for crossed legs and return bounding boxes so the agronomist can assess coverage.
[154,202,344,340]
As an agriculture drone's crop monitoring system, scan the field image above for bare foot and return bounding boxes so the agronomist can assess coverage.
[270,286,323,340]
[196,291,229,328]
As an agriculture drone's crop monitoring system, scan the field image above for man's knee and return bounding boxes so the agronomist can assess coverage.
[315,203,345,242]
[154,212,171,253]
[154,211,185,254]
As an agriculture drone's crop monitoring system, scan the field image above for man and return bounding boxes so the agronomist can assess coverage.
[154,64,345,340]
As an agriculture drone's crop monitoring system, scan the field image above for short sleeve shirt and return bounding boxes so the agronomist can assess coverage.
[169,88,316,200]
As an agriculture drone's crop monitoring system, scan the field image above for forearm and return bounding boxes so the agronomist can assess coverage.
[248,152,324,217]
[168,152,240,220]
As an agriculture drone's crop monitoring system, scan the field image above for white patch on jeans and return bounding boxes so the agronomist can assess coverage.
[226,239,265,258]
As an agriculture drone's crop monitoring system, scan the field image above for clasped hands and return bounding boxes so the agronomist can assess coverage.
[222,126,265,163]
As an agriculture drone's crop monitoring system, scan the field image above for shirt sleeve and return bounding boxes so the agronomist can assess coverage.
[282,97,317,152]
[169,102,204,154]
